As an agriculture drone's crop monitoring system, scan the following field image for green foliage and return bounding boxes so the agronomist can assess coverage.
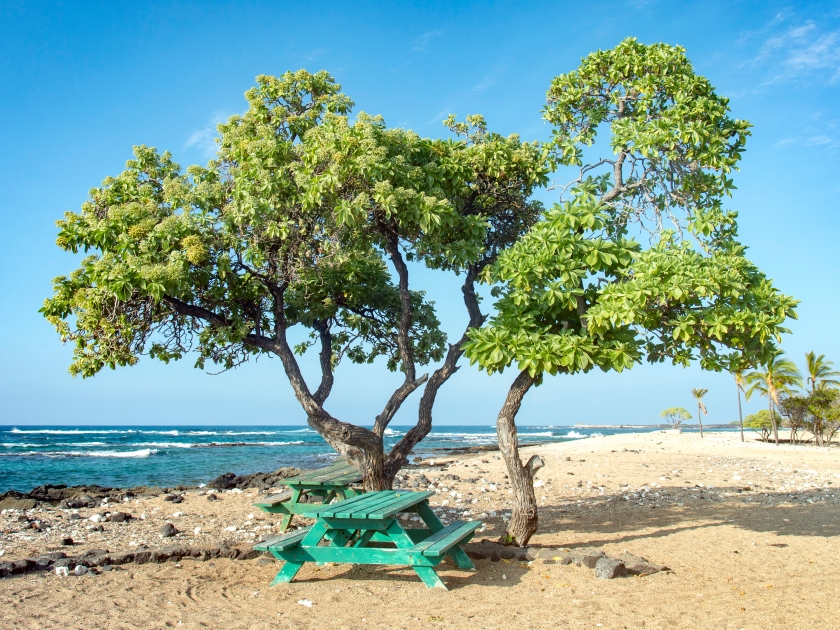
[660,406,691,428]
[42,71,452,378]
[780,388,840,446]
[744,352,803,405]
[464,40,796,383]
[744,409,776,440]
[804,351,840,393]
[543,37,750,240]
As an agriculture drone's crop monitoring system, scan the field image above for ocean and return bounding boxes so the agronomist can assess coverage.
[0,424,719,493]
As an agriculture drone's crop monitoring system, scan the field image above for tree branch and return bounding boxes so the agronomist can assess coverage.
[385,266,488,477]
[312,319,334,406]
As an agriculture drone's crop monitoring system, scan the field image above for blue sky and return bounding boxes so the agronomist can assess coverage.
[1,0,838,427]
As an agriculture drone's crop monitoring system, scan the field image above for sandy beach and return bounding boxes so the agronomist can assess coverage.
[2,430,840,629]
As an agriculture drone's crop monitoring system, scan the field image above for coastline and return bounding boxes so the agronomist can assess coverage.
[3,430,839,628]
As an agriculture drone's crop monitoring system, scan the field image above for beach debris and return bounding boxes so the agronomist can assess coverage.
[73,565,88,576]
[61,537,74,546]
[55,566,69,577]
[297,599,313,608]
[595,558,626,579]
[160,523,178,538]
[206,494,218,501]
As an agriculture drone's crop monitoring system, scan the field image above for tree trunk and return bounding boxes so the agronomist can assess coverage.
[383,268,486,484]
[770,399,779,445]
[697,402,704,438]
[496,370,544,547]
[736,383,744,443]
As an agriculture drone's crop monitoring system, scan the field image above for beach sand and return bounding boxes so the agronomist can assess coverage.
[2,430,840,629]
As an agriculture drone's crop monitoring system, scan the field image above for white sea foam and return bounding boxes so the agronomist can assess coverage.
[383,428,402,436]
[2,448,158,458]
[564,431,586,438]
[8,428,134,435]
[136,442,193,449]
[59,449,158,458]
[1,443,40,447]
[520,432,554,437]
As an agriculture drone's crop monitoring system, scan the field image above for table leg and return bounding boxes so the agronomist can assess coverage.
[416,502,476,571]
[270,560,305,585]
[270,521,330,586]
[276,513,292,533]
[384,519,447,590]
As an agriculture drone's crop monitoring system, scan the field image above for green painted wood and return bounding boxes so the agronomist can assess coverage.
[314,490,380,513]
[299,520,330,549]
[317,490,435,520]
[322,492,392,519]
[339,492,408,519]
[254,525,311,552]
[383,518,449,590]
[362,492,436,520]
[269,545,441,567]
[270,560,304,585]
[257,489,479,589]
[414,503,477,569]
[322,517,390,531]
[414,521,482,557]
[369,528,429,544]
[353,529,375,548]
[323,527,353,548]
[252,489,293,508]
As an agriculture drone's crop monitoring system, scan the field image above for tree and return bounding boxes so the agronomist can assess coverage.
[779,388,840,446]
[745,351,803,446]
[805,352,840,393]
[660,407,691,429]
[733,369,746,442]
[464,39,797,545]
[691,388,709,437]
[41,71,492,490]
[42,70,551,490]
[803,352,839,444]
[778,393,809,444]
[744,409,775,441]
[808,388,840,446]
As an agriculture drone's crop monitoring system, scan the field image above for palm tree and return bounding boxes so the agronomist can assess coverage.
[691,388,708,438]
[804,352,840,444]
[745,352,803,445]
[734,370,746,443]
[805,352,840,393]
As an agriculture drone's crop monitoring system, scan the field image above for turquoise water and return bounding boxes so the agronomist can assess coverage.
[0,424,711,493]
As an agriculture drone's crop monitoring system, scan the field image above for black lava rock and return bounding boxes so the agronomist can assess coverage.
[160,523,178,538]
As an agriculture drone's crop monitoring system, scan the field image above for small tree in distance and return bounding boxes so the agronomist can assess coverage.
[660,407,691,429]
[692,388,709,437]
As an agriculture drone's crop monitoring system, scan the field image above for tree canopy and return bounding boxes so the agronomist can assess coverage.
[463,38,797,546]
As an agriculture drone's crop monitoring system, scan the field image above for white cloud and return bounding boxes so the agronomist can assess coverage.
[472,77,495,92]
[427,108,452,126]
[754,19,840,84]
[185,113,232,159]
[413,30,442,52]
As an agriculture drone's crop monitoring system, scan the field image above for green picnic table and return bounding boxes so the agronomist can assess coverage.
[252,460,363,532]
[254,490,483,590]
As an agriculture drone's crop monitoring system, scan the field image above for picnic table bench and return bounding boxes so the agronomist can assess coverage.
[254,490,482,590]
[252,460,363,532]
